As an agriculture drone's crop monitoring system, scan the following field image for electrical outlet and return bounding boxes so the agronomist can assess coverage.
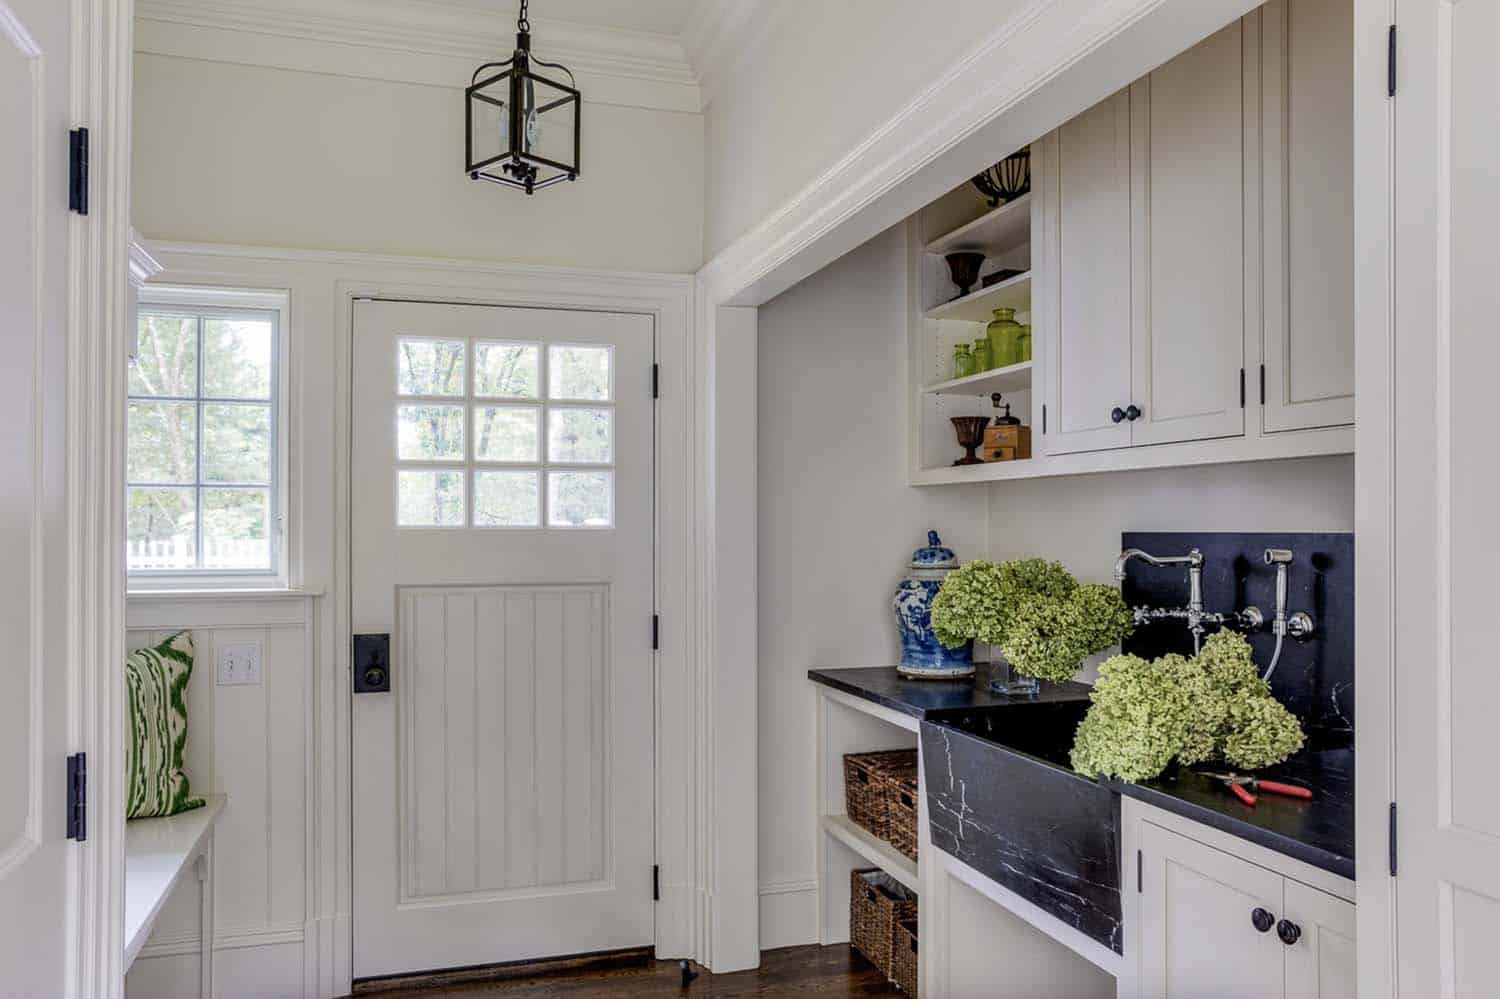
[217,641,263,686]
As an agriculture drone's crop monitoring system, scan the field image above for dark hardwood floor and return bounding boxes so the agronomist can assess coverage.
[364,945,900,997]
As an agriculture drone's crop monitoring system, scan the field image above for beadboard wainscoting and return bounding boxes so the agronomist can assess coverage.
[124,592,320,999]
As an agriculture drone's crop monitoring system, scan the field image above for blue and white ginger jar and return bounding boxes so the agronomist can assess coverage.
[894,531,975,679]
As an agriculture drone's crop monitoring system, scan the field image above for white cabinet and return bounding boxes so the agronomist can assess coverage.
[1125,801,1356,999]
[1260,0,1356,434]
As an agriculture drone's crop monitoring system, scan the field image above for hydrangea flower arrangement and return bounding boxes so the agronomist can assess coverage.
[929,559,1133,682]
[1070,631,1305,782]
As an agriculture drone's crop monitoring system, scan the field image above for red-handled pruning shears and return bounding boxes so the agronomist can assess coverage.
[1197,771,1314,808]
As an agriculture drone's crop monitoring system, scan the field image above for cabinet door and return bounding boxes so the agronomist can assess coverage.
[1139,822,1285,999]
[1128,21,1249,447]
[1282,880,1355,999]
[1260,0,1355,432]
[1039,91,1134,456]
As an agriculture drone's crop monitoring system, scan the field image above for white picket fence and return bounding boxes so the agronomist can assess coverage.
[127,537,269,571]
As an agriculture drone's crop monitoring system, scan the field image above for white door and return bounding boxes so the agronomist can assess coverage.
[1390,1,1500,994]
[351,300,656,979]
[1128,20,1248,447]
[1138,822,1285,999]
[0,0,76,994]
[1039,90,1135,456]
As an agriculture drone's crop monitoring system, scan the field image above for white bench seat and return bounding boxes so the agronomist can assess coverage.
[124,794,226,973]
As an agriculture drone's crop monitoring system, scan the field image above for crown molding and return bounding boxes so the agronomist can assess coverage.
[135,0,702,113]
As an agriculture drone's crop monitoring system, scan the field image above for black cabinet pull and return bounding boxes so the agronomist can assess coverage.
[1125,404,1142,422]
[1111,407,1126,424]
[1251,908,1275,933]
[1276,919,1301,946]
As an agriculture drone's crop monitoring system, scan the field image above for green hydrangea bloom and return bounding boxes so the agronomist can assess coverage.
[929,559,1075,649]
[999,584,1133,682]
[1070,632,1306,781]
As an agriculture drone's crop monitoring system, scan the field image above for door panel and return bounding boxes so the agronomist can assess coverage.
[1391,1,1500,993]
[1130,21,1249,446]
[352,300,654,979]
[1042,91,1135,455]
[1139,822,1284,999]
[1283,880,1355,999]
[1261,0,1355,433]
[0,1,72,993]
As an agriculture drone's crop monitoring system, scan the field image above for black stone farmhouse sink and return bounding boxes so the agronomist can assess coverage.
[920,699,1123,954]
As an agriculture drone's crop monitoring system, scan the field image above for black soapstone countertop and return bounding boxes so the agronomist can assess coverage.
[809,665,1355,881]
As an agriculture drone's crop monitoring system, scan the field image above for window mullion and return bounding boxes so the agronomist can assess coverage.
[195,315,205,571]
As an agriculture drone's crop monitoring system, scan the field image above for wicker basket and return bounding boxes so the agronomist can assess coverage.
[850,869,918,976]
[844,750,918,841]
[886,769,919,861]
[892,918,918,995]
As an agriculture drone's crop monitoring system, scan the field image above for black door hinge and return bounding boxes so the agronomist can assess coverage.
[1389,801,1398,876]
[653,864,661,901]
[652,363,660,399]
[1042,404,1047,434]
[651,614,660,651]
[1388,25,1397,97]
[1137,848,1143,892]
[69,128,88,215]
[1259,364,1266,406]
[66,753,86,841]
[1239,368,1246,409]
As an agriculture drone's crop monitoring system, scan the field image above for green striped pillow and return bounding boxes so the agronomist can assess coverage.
[125,631,205,819]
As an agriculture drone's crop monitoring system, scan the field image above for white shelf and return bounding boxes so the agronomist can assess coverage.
[923,360,1032,396]
[924,271,1031,322]
[125,794,226,968]
[821,814,920,894]
[924,193,1032,258]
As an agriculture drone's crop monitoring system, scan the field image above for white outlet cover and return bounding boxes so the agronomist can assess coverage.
[217,641,263,686]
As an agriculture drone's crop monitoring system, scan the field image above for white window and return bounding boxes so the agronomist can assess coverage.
[127,287,289,586]
[393,337,615,529]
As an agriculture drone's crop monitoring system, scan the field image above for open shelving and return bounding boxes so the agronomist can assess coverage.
[923,192,1032,258]
[923,271,1032,322]
[923,360,1032,397]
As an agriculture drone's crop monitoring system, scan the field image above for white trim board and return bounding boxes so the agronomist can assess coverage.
[134,0,702,113]
[139,238,699,996]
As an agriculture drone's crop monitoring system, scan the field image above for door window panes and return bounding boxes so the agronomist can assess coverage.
[474,470,541,527]
[398,470,465,527]
[547,471,613,528]
[548,344,613,401]
[547,407,613,464]
[474,406,540,463]
[397,405,465,461]
[474,341,539,399]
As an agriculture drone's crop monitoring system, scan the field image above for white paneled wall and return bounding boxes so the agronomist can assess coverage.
[125,594,318,999]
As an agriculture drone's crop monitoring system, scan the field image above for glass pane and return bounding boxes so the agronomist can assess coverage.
[397,338,465,396]
[202,317,273,399]
[547,407,612,464]
[548,345,612,401]
[398,470,465,526]
[127,400,197,484]
[548,470,613,527]
[202,403,271,483]
[473,470,540,527]
[201,488,271,570]
[130,314,198,398]
[474,342,539,398]
[397,404,465,461]
[126,486,196,571]
[474,406,539,462]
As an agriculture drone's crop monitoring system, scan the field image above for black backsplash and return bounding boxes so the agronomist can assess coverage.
[1119,532,1353,748]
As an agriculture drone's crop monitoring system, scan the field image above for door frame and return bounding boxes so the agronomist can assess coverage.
[332,264,698,988]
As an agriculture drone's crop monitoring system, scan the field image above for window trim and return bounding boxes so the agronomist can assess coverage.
[128,285,291,590]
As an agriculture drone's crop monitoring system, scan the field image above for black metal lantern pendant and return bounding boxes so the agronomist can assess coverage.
[465,0,580,195]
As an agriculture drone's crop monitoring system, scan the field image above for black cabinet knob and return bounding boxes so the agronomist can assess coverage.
[1111,407,1127,424]
[1125,404,1142,422]
[1251,908,1275,933]
[1276,919,1301,946]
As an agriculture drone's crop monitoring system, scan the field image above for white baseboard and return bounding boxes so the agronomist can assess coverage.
[758,880,819,951]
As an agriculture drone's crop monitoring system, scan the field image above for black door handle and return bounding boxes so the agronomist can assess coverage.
[353,633,391,693]
[1251,908,1275,933]
[1276,919,1301,946]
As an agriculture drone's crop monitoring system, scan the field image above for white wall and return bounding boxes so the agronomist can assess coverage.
[125,596,318,999]
[701,0,1027,261]
[133,53,705,273]
[756,223,989,947]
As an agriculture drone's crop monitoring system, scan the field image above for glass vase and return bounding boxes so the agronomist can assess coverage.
[986,308,1024,367]
[988,657,1040,697]
[953,343,976,379]
[972,338,994,371]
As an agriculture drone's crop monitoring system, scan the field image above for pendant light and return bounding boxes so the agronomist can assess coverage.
[465,0,581,195]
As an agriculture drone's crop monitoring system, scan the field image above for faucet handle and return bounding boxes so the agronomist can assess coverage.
[1264,548,1293,565]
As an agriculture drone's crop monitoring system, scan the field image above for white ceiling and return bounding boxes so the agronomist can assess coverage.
[418,0,706,38]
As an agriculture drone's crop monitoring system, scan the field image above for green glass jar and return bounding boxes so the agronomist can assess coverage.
[953,342,976,379]
[986,308,1024,366]
[1016,324,1033,364]
[972,337,994,371]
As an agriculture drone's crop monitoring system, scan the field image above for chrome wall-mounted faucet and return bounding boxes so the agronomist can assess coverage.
[1114,547,1264,653]
[1261,548,1314,681]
